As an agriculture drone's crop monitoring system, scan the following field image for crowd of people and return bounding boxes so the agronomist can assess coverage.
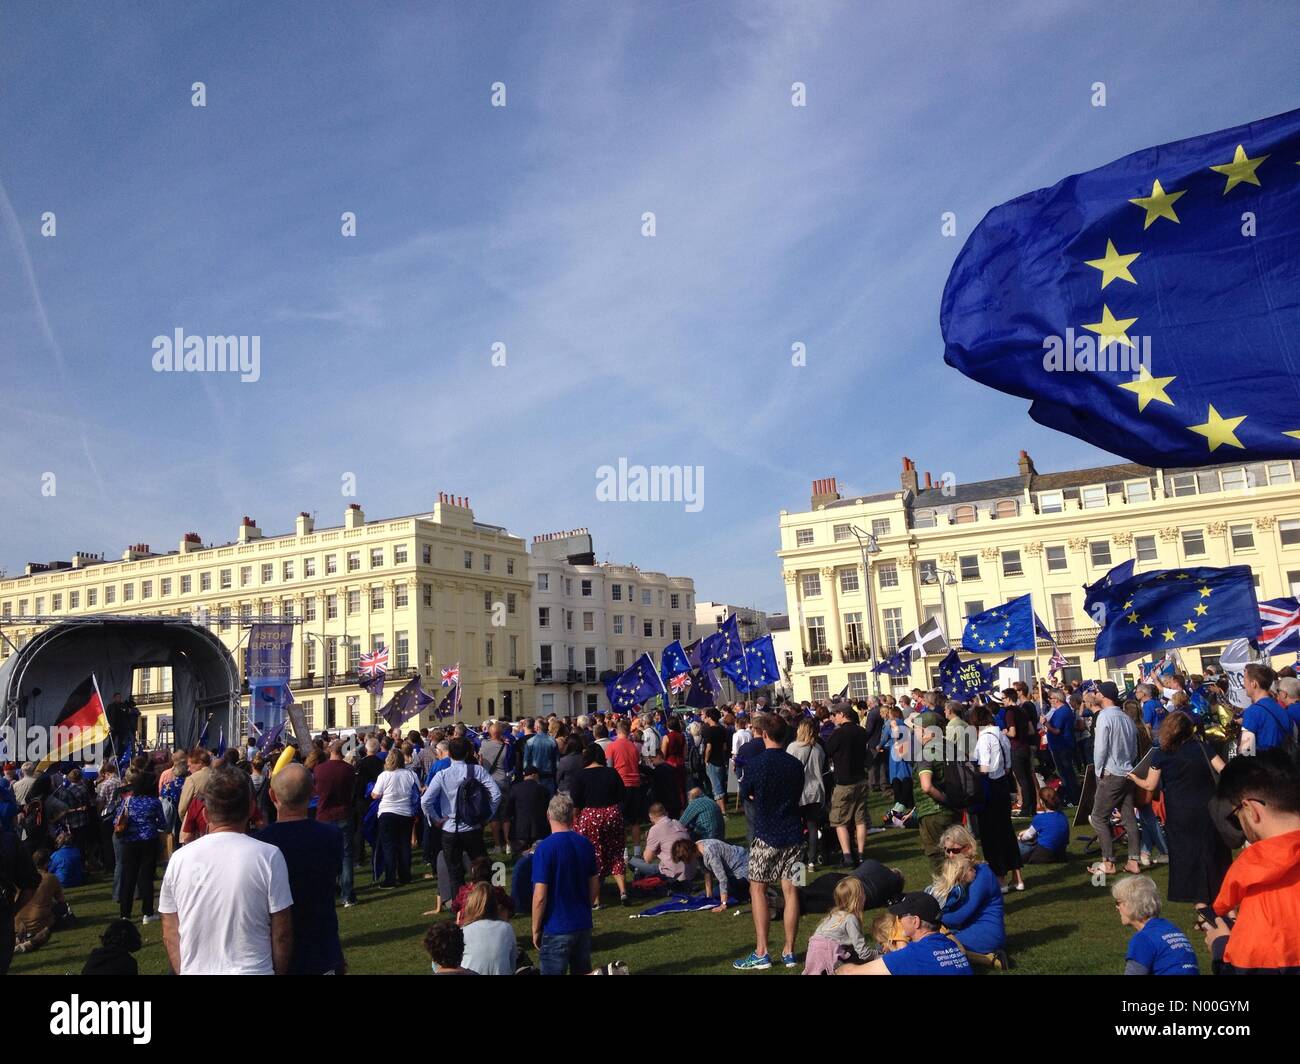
[1,659,1298,976]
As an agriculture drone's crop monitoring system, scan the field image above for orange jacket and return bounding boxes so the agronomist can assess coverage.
[1214,827,1300,973]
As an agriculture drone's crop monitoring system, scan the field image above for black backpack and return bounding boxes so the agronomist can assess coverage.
[940,757,983,810]
[453,767,493,828]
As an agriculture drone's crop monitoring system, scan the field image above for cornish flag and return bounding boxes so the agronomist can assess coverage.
[897,616,949,659]
[441,664,461,687]
[1259,597,1300,654]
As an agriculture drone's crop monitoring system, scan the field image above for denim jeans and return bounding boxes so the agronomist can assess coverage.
[1049,745,1080,805]
[539,929,592,975]
[1136,805,1167,855]
[321,818,355,902]
[705,764,727,801]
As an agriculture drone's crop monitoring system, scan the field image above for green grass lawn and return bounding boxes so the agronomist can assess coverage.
[10,790,1215,976]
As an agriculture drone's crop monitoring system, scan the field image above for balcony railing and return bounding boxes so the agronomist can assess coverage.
[841,646,872,663]
[534,667,582,684]
[803,649,832,666]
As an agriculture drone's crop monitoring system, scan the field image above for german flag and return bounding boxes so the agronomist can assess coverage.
[37,674,110,770]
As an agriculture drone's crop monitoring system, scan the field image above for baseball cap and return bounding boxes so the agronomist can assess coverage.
[1097,681,1121,703]
[888,891,942,924]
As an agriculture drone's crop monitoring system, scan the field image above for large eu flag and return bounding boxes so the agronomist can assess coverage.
[700,615,744,669]
[1093,565,1260,661]
[962,594,1036,653]
[943,108,1300,466]
[743,635,781,688]
[606,652,667,710]
[1084,559,1136,623]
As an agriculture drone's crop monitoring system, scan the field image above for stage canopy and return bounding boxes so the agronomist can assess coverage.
[0,615,239,751]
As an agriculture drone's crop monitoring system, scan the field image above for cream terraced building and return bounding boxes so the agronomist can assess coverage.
[0,494,535,740]
[778,453,1300,702]
[529,529,696,717]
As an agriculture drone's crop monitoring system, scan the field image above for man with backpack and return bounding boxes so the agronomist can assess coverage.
[420,737,502,896]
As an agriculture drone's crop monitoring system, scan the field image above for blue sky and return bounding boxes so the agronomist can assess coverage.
[1,0,1297,613]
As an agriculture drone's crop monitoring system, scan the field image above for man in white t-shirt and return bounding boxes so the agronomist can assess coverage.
[159,764,294,975]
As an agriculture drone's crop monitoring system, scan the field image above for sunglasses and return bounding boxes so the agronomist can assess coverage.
[943,846,967,855]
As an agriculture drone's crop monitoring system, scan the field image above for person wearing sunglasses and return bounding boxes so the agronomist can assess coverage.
[1201,749,1300,974]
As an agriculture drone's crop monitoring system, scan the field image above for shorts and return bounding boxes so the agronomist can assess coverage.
[829,781,869,827]
[747,838,802,884]
[705,763,728,800]
[490,779,511,821]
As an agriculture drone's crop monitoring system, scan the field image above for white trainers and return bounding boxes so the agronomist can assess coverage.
[141,914,158,924]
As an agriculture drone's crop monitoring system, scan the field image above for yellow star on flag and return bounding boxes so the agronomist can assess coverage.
[1126,611,1140,624]
[1183,619,1198,634]
[1118,365,1176,412]
[1194,603,1208,616]
[1188,405,1246,451]
[1284,430,1300,441]
[1129,179,1185,228]
[1141,625,1154,638]
[1084,239,1141,288]
[1198,585,1213,599]
[1162,628,1177,642]
[1083,305,1138,349]
[1209,145,1268,194]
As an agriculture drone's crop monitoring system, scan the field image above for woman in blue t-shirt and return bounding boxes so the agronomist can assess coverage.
[929,855,1006,957]
[1112,874,1199,975]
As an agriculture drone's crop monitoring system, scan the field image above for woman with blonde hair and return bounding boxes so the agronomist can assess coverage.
[803,875,870,974]
[456,882,518,974]
[929,853,1007,964]
[371,747,420,888]
[788,717,827,870]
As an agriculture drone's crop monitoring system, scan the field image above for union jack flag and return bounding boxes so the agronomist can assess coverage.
[1259,597,1300,654]
[1047,645,1068,680]
[359,648,389,678]
[669,673,692,694]
[441,664,460,687]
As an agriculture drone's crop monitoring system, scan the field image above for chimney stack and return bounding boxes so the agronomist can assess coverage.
[924,471,933,489]
[237,516,263,543]
[900,457,920,494]
[295,511,314,536]
[1018,450,1037,479]
[344,503,365,529]
[179,532,203,553]
[810,477,841,510]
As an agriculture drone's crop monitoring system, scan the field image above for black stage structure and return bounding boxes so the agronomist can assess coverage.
[0,615,239,751]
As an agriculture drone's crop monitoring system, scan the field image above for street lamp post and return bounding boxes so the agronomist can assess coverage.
[923,567,959,645]
[304,632,357,731]
[848,527,882,695]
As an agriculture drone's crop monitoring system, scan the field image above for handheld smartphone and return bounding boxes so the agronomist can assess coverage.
[1196,904,1232,928]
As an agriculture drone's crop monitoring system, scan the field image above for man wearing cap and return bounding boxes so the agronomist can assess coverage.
[1086,681,1141,878]
[837,892,972,975]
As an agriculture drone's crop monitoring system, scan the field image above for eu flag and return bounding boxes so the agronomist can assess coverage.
[938,650,994,700]
[743,635,781,688]
[1084,560,1136,623]
[943,107,1300,466]
[659,640,692,683]
[962,594,1035,653]
[700,615,744,669]
[606,652,666,711]
[720,655,754,693]
[684,668,715,709]
[872,647,912,678]
[1093,565,1260,661]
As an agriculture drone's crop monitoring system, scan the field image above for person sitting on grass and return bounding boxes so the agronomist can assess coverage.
[457,882,518,975]
[675,837,747,911]
[1112,874,1199,975]
[929,854,1008,968]
[680,786,726,841]
[835,892,973,975]
[803,876,870,974]
[449,856,515,919]
[1017,787,1071,864]
[12,850,70,956]
[424,920,476,975]
[628,803,696,883]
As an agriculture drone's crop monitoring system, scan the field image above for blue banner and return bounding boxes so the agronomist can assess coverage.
[247,622,294,731]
